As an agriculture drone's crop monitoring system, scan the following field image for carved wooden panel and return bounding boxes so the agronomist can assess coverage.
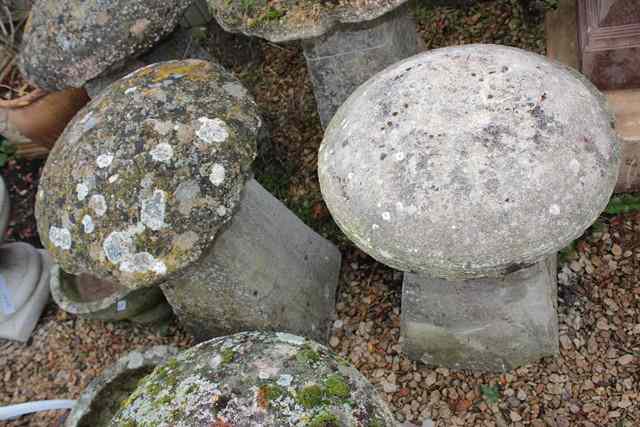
[578,0,640,90]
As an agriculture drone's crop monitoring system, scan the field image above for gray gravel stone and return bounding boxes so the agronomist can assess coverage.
[35,59,261,289]
[64,345,180,427]
[110,331,398,426]
[401,256,559,372]
[18,0,192,91]
[319,44,620,279]
[161,179,342,344]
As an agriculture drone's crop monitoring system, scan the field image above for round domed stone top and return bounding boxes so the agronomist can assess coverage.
[319,44,620,279]
[111,331,396,426]
[19,0,192,91]
[36,60,261,289]
[208,0,408,43]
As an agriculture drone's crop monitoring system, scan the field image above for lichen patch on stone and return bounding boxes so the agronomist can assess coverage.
[49,226,72,250]
[195,117,229,144]
[140,189,167,231]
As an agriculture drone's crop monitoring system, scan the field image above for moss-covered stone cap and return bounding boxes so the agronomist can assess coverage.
[18,0,193,91]
[36,60,261,289]
[111,331,397,426]
[319,44,621,280]
[208,0,408,43]
[65,345,180,427]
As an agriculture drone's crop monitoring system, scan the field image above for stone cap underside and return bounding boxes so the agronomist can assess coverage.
[18,0,192,91]
[35,60,261,289]
[111,331,397,426]
[208,0,409,43]
[319,44,621,279]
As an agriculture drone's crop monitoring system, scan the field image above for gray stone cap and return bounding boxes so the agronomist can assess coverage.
[65,345,180,427]
[18,0,192,91]
[111,331,397,426]
[208,0,408,43]
[35,60,261,289]
[319,44,621,279]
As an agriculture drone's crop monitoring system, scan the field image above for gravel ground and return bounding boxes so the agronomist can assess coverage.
[4,2,639,426]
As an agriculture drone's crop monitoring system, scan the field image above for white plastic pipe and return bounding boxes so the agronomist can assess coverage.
[0,400,76,420]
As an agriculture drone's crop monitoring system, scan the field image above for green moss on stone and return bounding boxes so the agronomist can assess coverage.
[308,411,339,427]
[296,344,320,365]
[296,384,324,409]
[263,384,286,400]
[324,374,350,399]
[221,348,236,364]
[368,419,384,427]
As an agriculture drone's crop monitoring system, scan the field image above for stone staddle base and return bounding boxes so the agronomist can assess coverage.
[302,3,417,128]
[401,256,559,372]
[161,179,342,344]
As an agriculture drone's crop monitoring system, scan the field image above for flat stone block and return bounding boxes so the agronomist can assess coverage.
[161,179,342,344]
[303,4,417,127]
[401,256,559,372]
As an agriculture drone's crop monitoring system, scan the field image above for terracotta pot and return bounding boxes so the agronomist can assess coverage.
[1,87,89,148]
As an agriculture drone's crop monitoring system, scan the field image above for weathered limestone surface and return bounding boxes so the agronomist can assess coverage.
[35,60,261,289]
[161,179,341,344]
[319,44,620,280]
[402,256,559,372]
[111,332,397,426]
[65,345,179,427]
[49,265,167,322]
[303,5,417,127]
[0,246,52,342]
[19,0,192,91]
[209,0,408,43]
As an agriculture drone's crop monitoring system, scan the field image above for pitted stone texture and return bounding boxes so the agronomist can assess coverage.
[18,0,192,91]
[50,265,167,322]
[319,44,621,279]
[303,5,417,127]
[64,345,179,427]
[35,60,261,289]
[111,332,397,426]
[402,256,559,372]
[161,179,341,344]
[209,0,408,43]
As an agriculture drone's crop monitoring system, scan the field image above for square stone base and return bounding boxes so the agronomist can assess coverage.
[401,256,559,372]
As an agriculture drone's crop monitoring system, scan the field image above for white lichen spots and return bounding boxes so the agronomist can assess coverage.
[258,371,271,380]
[103,231,134,264]
[395,202,404,212]
[549,204,561,216]
[120,252,167,275]
[223,82,248,98]
[127,352,144,369]
[96,153,114,168]
[141,189,167,231]
[196,117,229,144]
[209,164,226,186]
[569,159,581,174]
[150,143,174,162]
[216,206,227,217]
[379,249,392,258]
[89,194,107,217]
[124,86,137,95]
[276,333,305,345]
[49,226,71,250]
[394,152,406,161]
[372,224,380,230]
[150,119,174,136]
[277,374,293,387]
[347,172,354,181]
[108,174,119,184]
[210,354,223,369]
[381,212,391,222]
[76,182,89,201]
[82,215,95,234]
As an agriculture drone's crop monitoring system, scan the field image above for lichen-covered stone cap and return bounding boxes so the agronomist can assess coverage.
[36,60,261,289]
[111,331,397,426]
[208,0,408,43]
[19,0,192,91]
[319,44,620,279]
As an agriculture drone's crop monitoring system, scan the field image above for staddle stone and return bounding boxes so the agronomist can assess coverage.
[19,0,192,91]
[35,59,261,289]
[110,331,397,426]
[319,44,620,280]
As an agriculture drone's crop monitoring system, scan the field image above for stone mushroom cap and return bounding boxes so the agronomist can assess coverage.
[208,0,409,43]
[18,0,192,91]
[110,331,397,426]
[319,44,621,279]
[35,60,261,289]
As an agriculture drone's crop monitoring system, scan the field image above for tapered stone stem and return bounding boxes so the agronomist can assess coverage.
[401,256,559,372]
[161,179,342,344]
[302,4,417,128]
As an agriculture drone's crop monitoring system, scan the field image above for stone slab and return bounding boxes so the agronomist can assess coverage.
[401,256,559,372]
[303,4,417,128]
[161,179,342,344]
